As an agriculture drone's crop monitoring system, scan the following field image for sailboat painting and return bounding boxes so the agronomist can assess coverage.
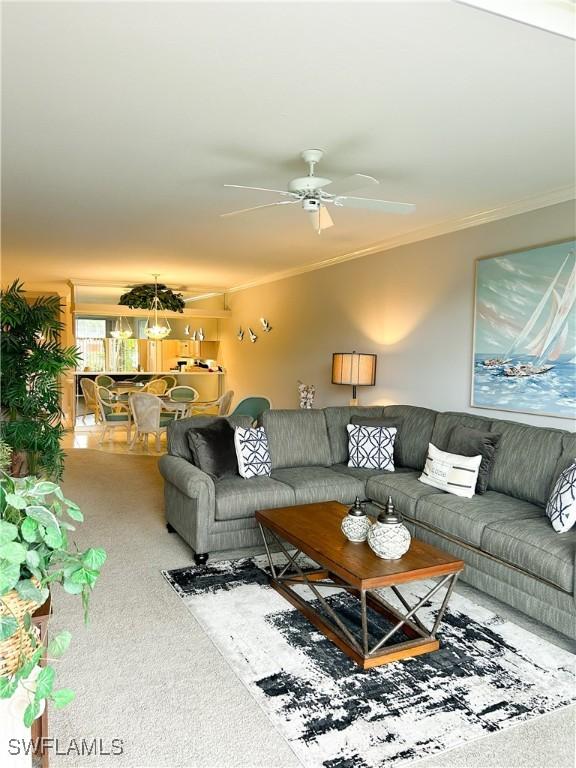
[472,241,576,419]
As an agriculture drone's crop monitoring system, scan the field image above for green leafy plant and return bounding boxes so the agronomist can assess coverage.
[118,283,185,313]
[0,281,81,480]
[0,439,12,473]
[0,473,105,725]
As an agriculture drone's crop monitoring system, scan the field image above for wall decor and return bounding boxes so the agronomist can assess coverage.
[237,327,244,341]
[260,317,272,333]
[472,241,575,419]
[297,380,316,409]
[248,327,258,343]
[198,327,205,341]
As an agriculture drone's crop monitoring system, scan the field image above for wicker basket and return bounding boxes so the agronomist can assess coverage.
[0,583,42,677]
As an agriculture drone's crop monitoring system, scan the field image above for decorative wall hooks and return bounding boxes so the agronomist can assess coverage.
[260,318,272,333]
[237,328,244,341]
[248,328,258,343]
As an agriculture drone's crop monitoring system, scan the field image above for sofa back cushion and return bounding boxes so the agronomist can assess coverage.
[167,414,253,462]
[382,405,437,469]
[487,419,564,507]
[261,409,332,469]
[550,433,576,494]
[323,406,385,464]
[431,411,494,451]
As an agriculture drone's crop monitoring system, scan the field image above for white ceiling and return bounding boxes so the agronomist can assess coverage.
[2,1,575,291]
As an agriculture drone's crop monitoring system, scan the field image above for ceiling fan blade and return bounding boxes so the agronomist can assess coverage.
[224,184,296,197]
[333,195,416,214]
[322,173,379,197]
[221,200,298,218]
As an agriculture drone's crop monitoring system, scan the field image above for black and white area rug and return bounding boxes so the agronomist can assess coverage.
[162,557,576,768]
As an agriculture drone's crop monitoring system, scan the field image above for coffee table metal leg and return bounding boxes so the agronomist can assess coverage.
[431,572,459,637]
[369,574,453,655]
[360,590,369,656]
[258,523,277,579]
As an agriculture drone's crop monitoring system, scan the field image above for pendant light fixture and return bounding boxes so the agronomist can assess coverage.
[110,316,133,339]
[144,275,171,340]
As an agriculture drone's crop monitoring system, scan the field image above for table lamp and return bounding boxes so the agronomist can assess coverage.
[332,351,377,405]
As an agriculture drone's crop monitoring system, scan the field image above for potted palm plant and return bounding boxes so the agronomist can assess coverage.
[0,280,80,479]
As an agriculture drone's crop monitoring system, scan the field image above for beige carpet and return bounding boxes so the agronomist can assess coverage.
[48,448,575,768]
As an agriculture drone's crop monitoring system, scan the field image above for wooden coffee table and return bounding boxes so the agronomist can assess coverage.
[256,501,464,669]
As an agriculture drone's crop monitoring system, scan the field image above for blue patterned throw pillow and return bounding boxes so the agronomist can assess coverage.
[234,426,272,479]
[546,460,576,533]
[347,424,396,471]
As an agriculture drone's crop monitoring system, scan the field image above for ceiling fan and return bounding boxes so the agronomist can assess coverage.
[221,149,416,234]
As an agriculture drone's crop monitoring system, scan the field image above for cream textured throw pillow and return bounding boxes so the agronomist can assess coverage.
[419,443,482,498]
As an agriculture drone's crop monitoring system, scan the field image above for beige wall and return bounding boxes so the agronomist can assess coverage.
[221,201,576,429]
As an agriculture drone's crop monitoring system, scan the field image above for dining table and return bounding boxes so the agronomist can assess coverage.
[159,396,218,419]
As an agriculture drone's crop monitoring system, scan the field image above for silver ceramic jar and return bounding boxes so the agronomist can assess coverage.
[367,496,411,560]
[341,497,371,542]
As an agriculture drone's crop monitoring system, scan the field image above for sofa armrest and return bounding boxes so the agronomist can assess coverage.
[158,455,215,502]
[158,455,216,554]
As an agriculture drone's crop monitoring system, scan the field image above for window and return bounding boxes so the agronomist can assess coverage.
[76,318,106,338]
[75,317,139,372]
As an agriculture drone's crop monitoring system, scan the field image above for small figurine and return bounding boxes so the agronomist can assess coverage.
[297,380,316,409]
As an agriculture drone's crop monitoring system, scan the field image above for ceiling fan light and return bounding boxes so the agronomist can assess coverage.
[145,323,171,340]
[110,316,133,339]
[144,274,172,340]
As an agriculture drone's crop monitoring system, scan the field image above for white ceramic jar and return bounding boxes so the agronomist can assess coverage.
[341,497,371,542]
[367,496,411,560]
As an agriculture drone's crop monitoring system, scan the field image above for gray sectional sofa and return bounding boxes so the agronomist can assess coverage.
[158,406,576,639]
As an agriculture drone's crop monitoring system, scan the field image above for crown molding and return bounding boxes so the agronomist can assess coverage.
[226,187,576,295]
[68,278,227,294]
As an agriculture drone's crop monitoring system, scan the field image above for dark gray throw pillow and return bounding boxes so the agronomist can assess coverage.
[350,416,404,464]
[447,425,501,494]
[186,420,238,479]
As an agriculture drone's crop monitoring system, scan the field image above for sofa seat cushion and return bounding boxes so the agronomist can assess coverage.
[415,491,543,549]
[481,516,576,592]
[366,472,443,517]
[271,467,365,505]
[214,476,295,521]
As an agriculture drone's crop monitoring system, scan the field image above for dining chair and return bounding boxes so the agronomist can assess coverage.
[141,378,168,395]
[158,375,178,390]
[95,374,114,389]
[129,393,177,452]
[230,396,272,422]
[79,378,101,424]
[189,390,234,417]
[96,386,132,445]
[166,385,200,419]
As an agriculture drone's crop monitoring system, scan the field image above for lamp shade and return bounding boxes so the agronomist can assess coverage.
[332,352,377,387]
